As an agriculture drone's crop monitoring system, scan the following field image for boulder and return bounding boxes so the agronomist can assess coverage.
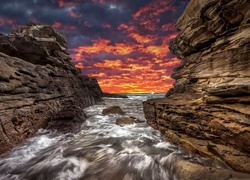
[102,106,125,115]
[116,117,136,126]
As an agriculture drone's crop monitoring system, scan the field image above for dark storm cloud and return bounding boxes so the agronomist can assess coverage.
[0,0,57,20]
[65,2,135,45]
[74,2,132,26]
[0,0,189,93]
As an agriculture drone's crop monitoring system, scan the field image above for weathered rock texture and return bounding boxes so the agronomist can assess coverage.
[0,24,103,154]
[144,0,250,174]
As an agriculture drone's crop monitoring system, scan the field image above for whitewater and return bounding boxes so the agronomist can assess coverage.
[0,95,214,180]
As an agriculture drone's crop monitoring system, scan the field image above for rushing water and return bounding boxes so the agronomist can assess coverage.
[0,95,213,180]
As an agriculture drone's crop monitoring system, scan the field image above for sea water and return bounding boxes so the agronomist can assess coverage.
[0,95,212,180]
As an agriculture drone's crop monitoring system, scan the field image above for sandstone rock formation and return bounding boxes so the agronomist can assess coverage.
[172,160,250,180]
[0,24,103,154]
[143,0,250,174]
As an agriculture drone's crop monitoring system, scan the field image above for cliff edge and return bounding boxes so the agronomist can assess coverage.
[0,24,103,154]
[143,0,250,173]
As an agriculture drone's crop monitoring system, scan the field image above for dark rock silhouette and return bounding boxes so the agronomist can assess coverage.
[102,92,128,98]
[0,24,103,154]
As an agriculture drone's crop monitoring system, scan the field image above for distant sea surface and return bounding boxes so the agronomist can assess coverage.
[119,92,166,100]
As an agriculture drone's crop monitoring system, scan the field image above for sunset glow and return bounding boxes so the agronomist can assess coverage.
[0,0,189,93]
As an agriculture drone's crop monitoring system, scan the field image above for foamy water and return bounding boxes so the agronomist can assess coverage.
[0,95,214,180]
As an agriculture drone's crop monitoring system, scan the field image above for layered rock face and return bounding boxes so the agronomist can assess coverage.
[144,0,250,173]
[0,24,103,154]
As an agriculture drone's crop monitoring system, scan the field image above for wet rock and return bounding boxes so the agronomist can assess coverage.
[116,116,145,127]
[173,161,250,180]
[47,105,87,133]
[0,24,103,154]
[102,106,125,115]
[116,117,136,126]
[144,0,250,174]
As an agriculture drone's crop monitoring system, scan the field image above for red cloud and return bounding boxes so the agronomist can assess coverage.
[94,60,123,69]
[134,0,175,19]
[0,17,14,26]
[0,0,186,93]
[72,34,180,93]
[75,54,179,93]
[52,22,62,28]
[102,23,111,28]
[92,0,105,3]
[73,39,136,61]
[162,23,176,31]
[69,0,184,93]
[57,0,79,7]
[69,10,83,18]
[52,22,77,30]
[129,33,156,44]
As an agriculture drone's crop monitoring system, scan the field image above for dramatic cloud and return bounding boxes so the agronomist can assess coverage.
[0,0,189,93]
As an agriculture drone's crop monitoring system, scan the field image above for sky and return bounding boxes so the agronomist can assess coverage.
[0,0,189,93]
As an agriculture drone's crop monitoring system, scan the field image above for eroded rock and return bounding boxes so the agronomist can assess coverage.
[0,24,103,154]
[143,0,250,174]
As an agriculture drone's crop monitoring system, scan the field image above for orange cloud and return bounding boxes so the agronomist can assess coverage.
[89,72,107,78]
[95,73,175,93]
[94,60,123,69]
[75,62,84,69]
[71,35,180,93]
[74,39,136,61]
[69,0,184,93]
[129,33,155,44]
[84,56,178,93]
[145,45,169,58]
[0,0,187,94]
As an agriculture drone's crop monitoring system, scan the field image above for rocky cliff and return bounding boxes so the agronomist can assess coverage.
[0,24,103,154]
[143,0,250,173]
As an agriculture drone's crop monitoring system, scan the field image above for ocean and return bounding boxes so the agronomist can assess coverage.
[0,95,214,180]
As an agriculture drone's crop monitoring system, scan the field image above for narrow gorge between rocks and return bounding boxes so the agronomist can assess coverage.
[0,0,250,179]
[1,96,250,180]
[0,96,242,180]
